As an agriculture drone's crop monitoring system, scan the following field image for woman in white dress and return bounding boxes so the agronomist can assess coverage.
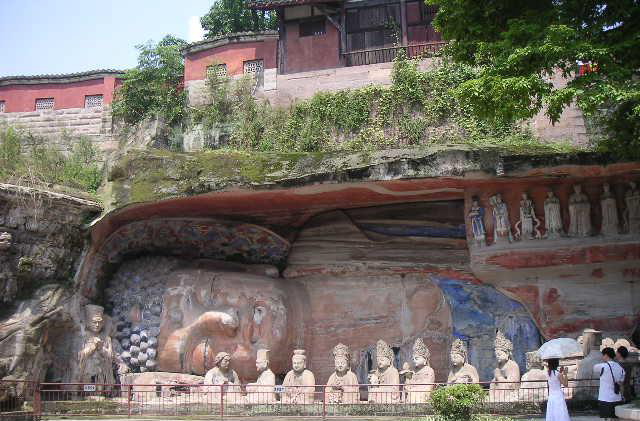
[546,358,571,421]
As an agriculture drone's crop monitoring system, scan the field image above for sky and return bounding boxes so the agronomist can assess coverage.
[0,0,212,77]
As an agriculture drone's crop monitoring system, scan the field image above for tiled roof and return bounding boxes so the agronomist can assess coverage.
[248,0,340,9]
[0,69,125,86]
[182,31,279,55]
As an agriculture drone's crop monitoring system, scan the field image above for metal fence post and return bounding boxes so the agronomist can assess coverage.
[33,381,41,419]
[127,384,132,418]
[322,385,326,420]
[220,385,224,421]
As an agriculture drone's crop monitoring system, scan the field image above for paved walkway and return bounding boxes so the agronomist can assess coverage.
[41,415,602,421]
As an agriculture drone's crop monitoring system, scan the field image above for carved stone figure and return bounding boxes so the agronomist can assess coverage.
[490,194,512,244]
[625,181,640,234]
[468,198,486,247]
[204,351,241,402]
[75,304,117,385]
[489,330,521,402]
[600,183,620,236]
[544,190,564,239]
[326,343,359,404]
[516,193,541,240]
[282,349,316,404]
[447,339,479,384]
[368,340,400,403]
[245,349,276,404]
[0,232,11,251]
[575,329,602,400]
[568,185,591,237]
[519,351,548,401]
[404,338,435,403]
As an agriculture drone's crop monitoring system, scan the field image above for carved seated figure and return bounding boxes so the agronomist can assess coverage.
[404,338,435,403]
[368,340,400,404]
[447,339,479,384]
[74,305,119,386]
[204,351,241,402]
[489,330,521,402]
[245,349,276,404]
[519,351,548,401]
[326,343,359,404]
[282,350,316,404]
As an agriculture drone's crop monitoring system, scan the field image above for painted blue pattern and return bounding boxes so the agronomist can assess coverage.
[432,276,541,381]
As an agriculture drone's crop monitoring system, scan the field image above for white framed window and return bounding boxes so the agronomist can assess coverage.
[85,94,103,109]
[35,98,54,111]
[243,59,264,75]
[0,101,5,113]
[207,64,228,78]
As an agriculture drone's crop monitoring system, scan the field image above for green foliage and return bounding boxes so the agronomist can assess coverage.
[192,54,562,154]
[427,0,640,158]
[112,35,187,126]
[200,0,277,38]
[0,127,103,193]
[430,383,486,421]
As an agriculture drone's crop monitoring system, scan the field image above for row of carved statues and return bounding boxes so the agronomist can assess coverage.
[469,182,640,247]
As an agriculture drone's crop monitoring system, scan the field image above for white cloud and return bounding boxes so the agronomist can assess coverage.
[188,16,205,42]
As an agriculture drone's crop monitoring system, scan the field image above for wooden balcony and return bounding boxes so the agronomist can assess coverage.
[342,42,447,67]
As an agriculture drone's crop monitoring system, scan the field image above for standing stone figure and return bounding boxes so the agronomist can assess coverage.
[75,304,116,385]
[326,343,359,404]
[204,351,241,401]
[447,339,479,384]
[282,349,316,404]
[245,349,276,404]
[625,181,640,234]
[490,193,513,244]
[516,192,541,240]
[568,184,591,237]
[519,351,548,401]
[404,338,435,403]
[544,190,564,239]
[468,198,486,247]
[489,330,521,402]
[600,183,620,236]
[368,340,400,403]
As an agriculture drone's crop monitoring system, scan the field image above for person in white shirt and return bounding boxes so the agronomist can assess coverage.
[593,347,625,420]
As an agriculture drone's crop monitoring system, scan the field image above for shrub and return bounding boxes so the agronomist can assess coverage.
[430,383,486,421]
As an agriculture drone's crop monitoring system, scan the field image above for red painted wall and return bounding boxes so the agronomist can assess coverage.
[0,77,118,113]
[284,20,341,73]
[184,39,278,82]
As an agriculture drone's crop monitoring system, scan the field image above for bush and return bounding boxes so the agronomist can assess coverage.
[431,383,486,421]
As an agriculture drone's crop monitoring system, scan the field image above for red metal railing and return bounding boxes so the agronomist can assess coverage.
[342,41,447,66]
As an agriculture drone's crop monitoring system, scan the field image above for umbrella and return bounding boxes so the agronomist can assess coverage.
[538,338,582,360]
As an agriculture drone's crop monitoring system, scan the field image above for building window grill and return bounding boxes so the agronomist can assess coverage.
[0,101,4,113]
[85,95,104,109]
[243,59,264,75]
[207,64,228,78]
[35,98,55,111]
[300,18,326,37]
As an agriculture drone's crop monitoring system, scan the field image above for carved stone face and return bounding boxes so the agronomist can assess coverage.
[450,352,464,367]
[547,191,554,198]
[603,183,610,193]
[88,315,104,334]
[413,354,427,369]
[334,356,348,374]
[218,354,231,370]
[377,355,391,370]
[574,185,582,194]
[495,349,508,363]
[256,359,268,372]
[292,355,306,373]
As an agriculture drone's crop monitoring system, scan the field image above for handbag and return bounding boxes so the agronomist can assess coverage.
[606,362,621,395]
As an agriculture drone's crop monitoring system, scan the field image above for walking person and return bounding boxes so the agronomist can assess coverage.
[616,346,635,403]
[545,358,571,421]
[594,347,625,420]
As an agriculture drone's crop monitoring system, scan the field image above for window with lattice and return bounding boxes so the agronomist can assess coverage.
[85,95,103,108]
[0,101,4,113]
[243,59,264,75]
[207,64,228,78]
[35,98,54,111]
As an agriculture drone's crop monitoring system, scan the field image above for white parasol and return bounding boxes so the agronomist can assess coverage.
[537,338,582,360]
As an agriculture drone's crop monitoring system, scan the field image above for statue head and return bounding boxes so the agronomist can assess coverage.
[412,338,430,369]
[376,340,394,371]
[86,305,105,334]
[521,192,529,200]
[472,197,480,207]
[292,349,307,374]
[496,193,503,203]
[494,330,513,363]
[573,184,582,194]
[256,349,270,373]
[603,183,611,193]
[214,351,231,371]
[547,190,555,199]
[332,343,350,375]
[450,339,468,368]
[630,181,637,190]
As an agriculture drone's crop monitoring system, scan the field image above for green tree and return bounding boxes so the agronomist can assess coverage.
[427,0,640,157]
[112,35,187,126]
[200,0,277,38]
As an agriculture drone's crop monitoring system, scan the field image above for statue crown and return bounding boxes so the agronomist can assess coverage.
[332,343,350,359]
[376,339,394,362]
[451,338,468,359]
[495,330,513,353]
[413,338,430,360]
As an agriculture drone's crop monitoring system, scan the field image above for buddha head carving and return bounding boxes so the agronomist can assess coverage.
[376,340,394,371]
[214,352,231,372]
[86,305,105,334]
[256,349,270,373]
[494,330,513,363]
[332,343,350,375]
[292,349,307,374]
[156,260,294,380]
[450,339,468,368]
[412,338,430,369]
